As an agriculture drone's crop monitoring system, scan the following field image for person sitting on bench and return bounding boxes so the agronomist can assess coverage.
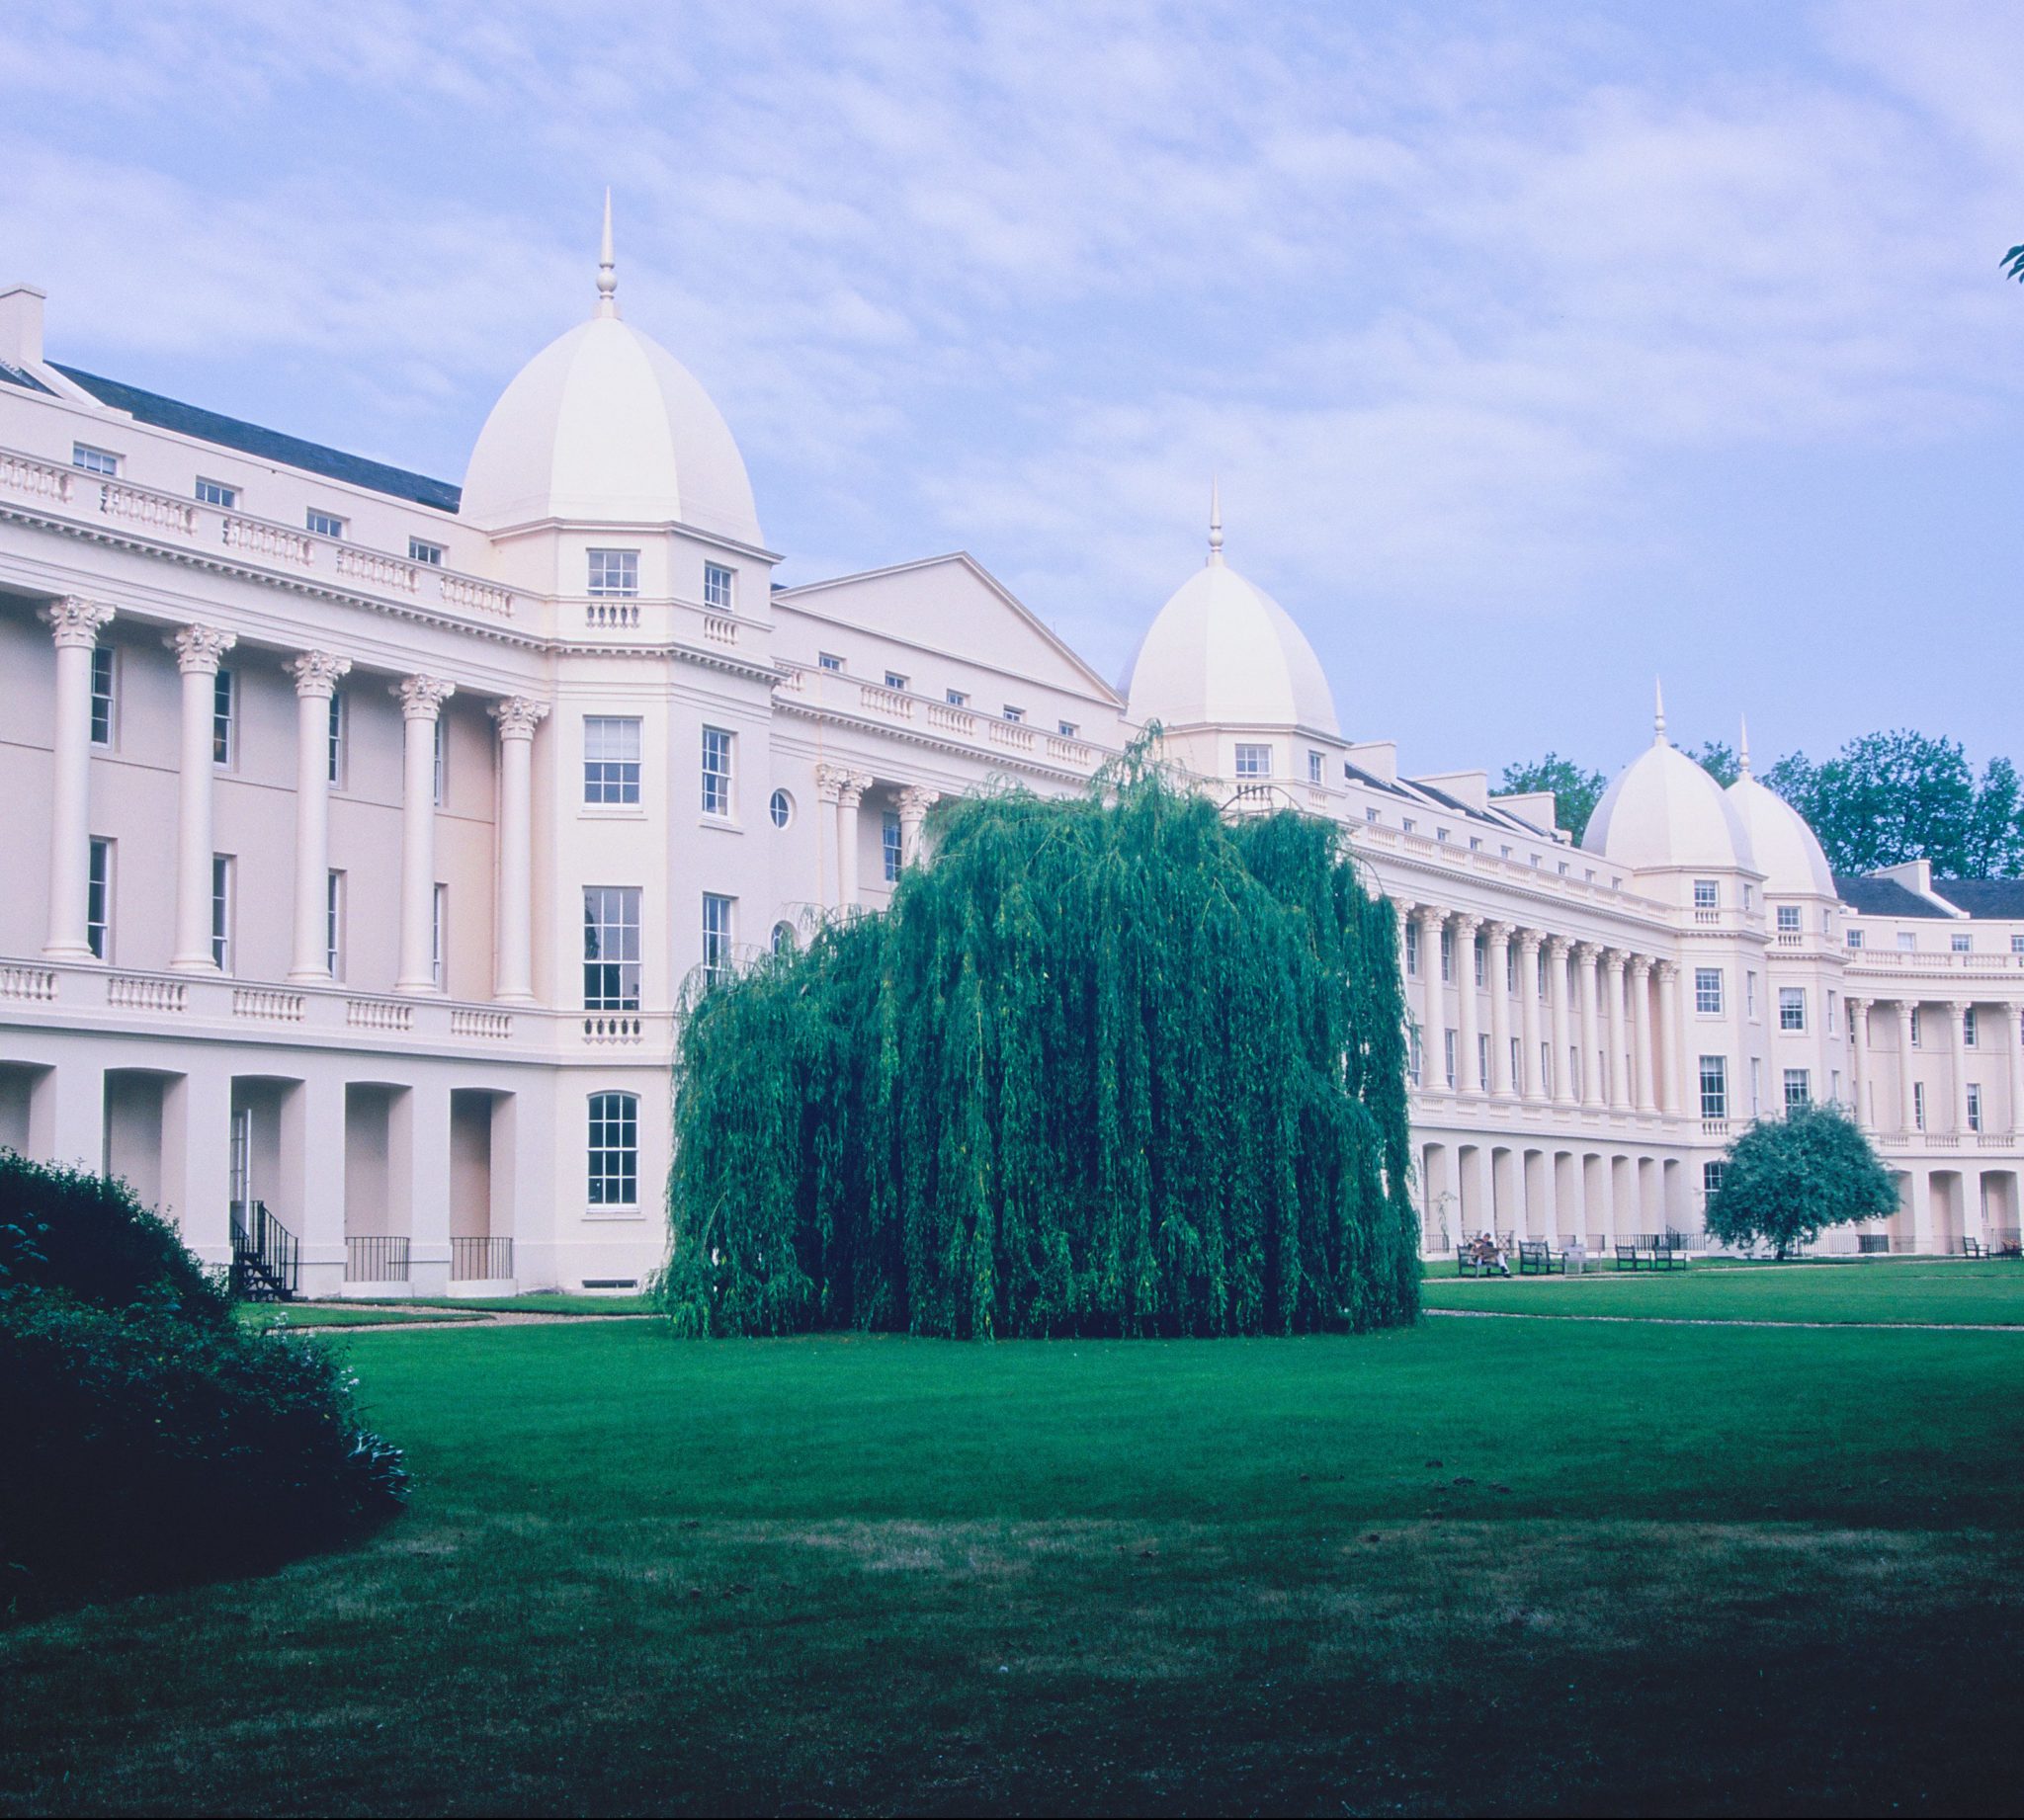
[1471,1232,1511,1279]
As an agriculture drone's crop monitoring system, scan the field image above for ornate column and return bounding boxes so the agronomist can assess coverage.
[168,625,236,971]
[1950,999,1974,1133]
[2006,1001,2024,1139]
[1575,943,1603,1109]
[1631,954,1656,1113]
[1656,961,1682,1116]
[1547,936,1574,1105]
[1895,1000,1917,1132]
[1485,922,1513,1097]
[392,676,455,993]
[1420,907,1447,1088]
[816,765,874,910]
[1517,931,1544,1103]
[895,785,940,869]
[1453,914,1483,1094]
[1603,951,1630,1111]
[1847,997,1869,1126]
[40,598,115,959]
[488,697,549,1004]
[286,653,351,981]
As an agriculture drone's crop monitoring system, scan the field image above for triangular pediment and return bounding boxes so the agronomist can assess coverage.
[773,552,1122,704]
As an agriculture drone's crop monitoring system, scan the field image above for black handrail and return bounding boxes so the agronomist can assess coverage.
[230,1200,299,1300]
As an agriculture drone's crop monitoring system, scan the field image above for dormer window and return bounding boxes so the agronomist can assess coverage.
[588,548,638,598]
[306,508,346,539]
[704,562,733,611]
[409,538,445,565]
[72,444,119,476]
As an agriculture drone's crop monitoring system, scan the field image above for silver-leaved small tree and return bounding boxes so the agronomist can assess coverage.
[1706,1102,1898,1259]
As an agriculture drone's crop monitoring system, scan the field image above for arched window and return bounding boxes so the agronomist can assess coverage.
[771,921,798,956]
[587,1092,638,1207]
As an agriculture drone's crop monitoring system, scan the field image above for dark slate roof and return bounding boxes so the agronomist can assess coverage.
[0,360,55,395]
[1930,878,2024,920]
[1834,876,1953,919]
[50,365,462,513]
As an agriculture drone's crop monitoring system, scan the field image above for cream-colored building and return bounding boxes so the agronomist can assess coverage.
[4,236,2020,1295]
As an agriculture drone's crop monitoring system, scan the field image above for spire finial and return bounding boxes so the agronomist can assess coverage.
[1653,678,1668,746]
[1738,712,1752,779]
[1207,476,1223,566]
[596,189,619,318]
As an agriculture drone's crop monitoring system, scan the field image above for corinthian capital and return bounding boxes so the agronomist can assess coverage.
[41,597,115,648]
[392,675,457,720]
[816,763,873,807]
[896,785,941,819]
[167,623,237,675]
[287,651,353,699]
[489,696,551,740]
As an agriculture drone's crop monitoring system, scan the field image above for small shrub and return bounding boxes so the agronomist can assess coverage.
[0,1149,230,1328]
[0,1292,408,1613]
[0,1149,407,1614]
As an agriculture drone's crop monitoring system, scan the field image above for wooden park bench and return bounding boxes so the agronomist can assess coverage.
[1517,1239,1560,1276]
[1613,1243,1650,1272]
[1963,1237,1986,1259]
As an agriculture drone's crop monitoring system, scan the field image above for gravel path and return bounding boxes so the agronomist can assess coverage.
[273,1305,659,1334]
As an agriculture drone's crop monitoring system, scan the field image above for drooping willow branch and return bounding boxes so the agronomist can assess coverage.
[659,747,1418,1337]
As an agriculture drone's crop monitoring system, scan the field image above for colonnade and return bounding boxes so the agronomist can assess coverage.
[815,763,939,909]
[1846,995,2024,1138]
[1397,899,1681,1117]
[39,599,547,1001]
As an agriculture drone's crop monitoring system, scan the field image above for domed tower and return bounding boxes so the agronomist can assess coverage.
[1122,485,1341,790]
[1726,718,1850,1115]
[460,194,771,604]
[1584,685,1758,906]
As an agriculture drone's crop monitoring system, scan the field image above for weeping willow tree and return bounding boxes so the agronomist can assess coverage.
[659,753,1418,1338]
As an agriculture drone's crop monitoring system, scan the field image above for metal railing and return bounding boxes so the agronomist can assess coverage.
[450,1236,513,1281]
[230,1200,299,1300]
[345,1234,411,1282]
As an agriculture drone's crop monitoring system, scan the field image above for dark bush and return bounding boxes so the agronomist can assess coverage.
[0,1149,407,1615]
[0,1148,231,1328]
[0,1293,408,1612]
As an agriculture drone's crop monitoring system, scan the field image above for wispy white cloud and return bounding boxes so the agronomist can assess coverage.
[3,0,2022,759]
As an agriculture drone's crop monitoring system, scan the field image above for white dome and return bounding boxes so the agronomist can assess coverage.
[1727,771,1835,897]
[1584,737,1756,874]
[460,314,762,544]
[1124,555,1339,735]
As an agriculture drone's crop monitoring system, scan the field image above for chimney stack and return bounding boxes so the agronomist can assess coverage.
[0,285,47,370]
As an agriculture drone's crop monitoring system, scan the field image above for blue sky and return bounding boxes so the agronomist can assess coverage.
[6,1,2023,781]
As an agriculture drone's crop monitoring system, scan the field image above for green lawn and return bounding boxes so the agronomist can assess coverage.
[7,1278,2023,1816]
[1425,1256,2024,1325]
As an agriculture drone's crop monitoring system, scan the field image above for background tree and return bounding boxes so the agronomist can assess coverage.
[1705,1103,1898,1259]
[1498,754,1606,842]
[1685,740,1739,787]
[1766,730,2022,877]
